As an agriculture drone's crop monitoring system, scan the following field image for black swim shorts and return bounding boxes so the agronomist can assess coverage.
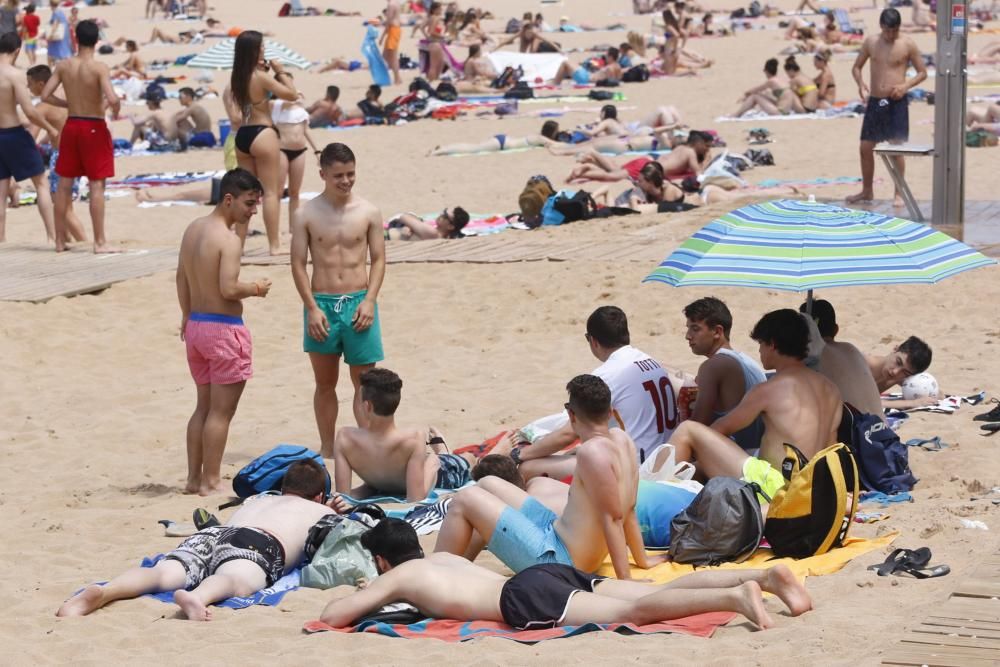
[499,563,606,630]
[860,96,909,143]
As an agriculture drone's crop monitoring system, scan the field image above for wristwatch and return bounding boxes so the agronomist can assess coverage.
[510,447,523,465]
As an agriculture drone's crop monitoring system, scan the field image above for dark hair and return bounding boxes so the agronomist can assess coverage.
[684,297,733,338]
[540,119,560,139]
[26,64,51,82]
[898,336,932,373]
[687,130,710,145]
[320,142,356,168]
[600,104,617,120]
[784,55,800,73]
[325,85,340,102]
[280,459,328,498]
[230,30,263,112]
[638,161,665,190]
[449,207,470,236]
[879,8,902,28]
[218,168,263,200]
[607,46,620,61]
[764,57,779,77]
[566,374,612,422]
[471,455,525,490]
[178,86,196,99]
[361,518,424,566]
[468,43,481,58]
[586,305,630,348]
[367,84,381,99]
[662,8,680,30]
[750,309,810,360]
[26,3,35,12]
[0,32,20,54]
[125,40,138,51]
[76,19,99,48]
[798,299,837,338]
[360,368,402,416]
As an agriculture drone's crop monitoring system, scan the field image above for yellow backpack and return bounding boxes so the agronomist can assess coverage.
[764,443,859,558]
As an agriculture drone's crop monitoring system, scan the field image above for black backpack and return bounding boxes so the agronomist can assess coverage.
[622,64,650,83]
[669,477,765,565]
[409,77,436,96]
[588,89,615,101]
[842,404,918,494]
[505,18,521,34]
[552,190,597,223]
[745,148,775,166]
[491,65,519,89]
[435,81,458,101]
[504,81,534,99]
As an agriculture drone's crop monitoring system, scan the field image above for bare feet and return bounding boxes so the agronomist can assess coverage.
[763,564,813,617]
[736,581,774,630]
[320,443,334,459]
[845,190,874,204]
[184,477,201,494]
[198,481,226,496]
[490,430,522,457]
[893,192,905,208]
[267,246,290,256]
[94,244,125,254]
[56,585,105,617]
[174,590,212,621]
[134,190,152,203]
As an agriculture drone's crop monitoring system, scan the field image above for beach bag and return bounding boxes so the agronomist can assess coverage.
[232,444,331,498]
[504,81,534,99]
[301,515,378,589]
[409,77,435,96]
[278,2,291,16]
[744,148,775,166]
[518,176,556,226]
[748,0,762,16]
[669,477,765,565]
[491,65,521,89]
[435,81,458,101]
[505,18,521,34]
[622,64,650,83]
[588,90,615,100]
[764,443,859,558]
[843,405,918,494]
[966,129,998,148]
[542,190,596,226]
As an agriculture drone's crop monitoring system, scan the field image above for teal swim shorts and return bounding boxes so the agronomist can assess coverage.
[303,291,384,365]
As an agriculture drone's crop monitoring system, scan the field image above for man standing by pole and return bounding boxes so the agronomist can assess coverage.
[846,8,927,208]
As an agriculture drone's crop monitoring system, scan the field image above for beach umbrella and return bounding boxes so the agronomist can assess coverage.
[643,199,995,310]
[185,38,312,70]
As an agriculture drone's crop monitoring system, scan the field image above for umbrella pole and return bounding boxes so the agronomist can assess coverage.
[806,289,814,316]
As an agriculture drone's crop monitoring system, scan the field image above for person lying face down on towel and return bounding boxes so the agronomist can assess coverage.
[319,519,813,631]
[435,374,664,580]
[328,368,478,506]
[56,461,336,621]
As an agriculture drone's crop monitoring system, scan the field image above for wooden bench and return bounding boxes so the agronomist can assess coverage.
[873,143,934,222]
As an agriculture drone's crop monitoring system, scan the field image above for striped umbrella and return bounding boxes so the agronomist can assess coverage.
[185,38,312,70]
[644,199,995,305]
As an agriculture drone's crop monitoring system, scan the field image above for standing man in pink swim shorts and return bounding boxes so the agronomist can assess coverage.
[176,168,272,496]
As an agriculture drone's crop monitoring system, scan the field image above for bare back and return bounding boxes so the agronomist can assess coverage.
[187,102,212,132]
[757,367,843,466]
[228,494,335,570]
[57,55,112,117]
[338,426,432,495]
[557,429,639,573]
[0,64,23,127]
[385,0,400,27]
[178,214,244,316]
[817,341,883,417]
[299,193,380,294]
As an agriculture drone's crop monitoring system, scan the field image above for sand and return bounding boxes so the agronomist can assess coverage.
[3,0,1000,664]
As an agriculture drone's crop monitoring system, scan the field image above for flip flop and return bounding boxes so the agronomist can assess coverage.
[904,436,948,451]
[158,519,197,538]
[974,398,1000,422]
[980,423,1000,436]
[896,564,951,579]
[868,547,932,577]
[192,508,220,530]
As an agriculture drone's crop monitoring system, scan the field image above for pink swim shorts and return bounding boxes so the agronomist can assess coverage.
[184,313,253,385]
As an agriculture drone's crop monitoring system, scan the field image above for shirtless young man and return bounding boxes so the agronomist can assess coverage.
[663,309,843,503]
[321,518,812,630]
[173,87,215,147]
[379,0,402,85]
[307,86,343,128]
[463,44,498,83]
[0,32,58,244]
[846,8,927,207]
[128,92,170,143]
[176,168,271,496]
[57,460,335,621]
[437,374,666,580]
[798,300,884,417]
[552,46,623,85]
[329,368,475,502]
[291,142,386,458]
[865,335,933,409]
[41,19,122,253]
[682,297,766,451]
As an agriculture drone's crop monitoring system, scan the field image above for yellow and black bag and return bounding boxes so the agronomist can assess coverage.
[764,443,859,558]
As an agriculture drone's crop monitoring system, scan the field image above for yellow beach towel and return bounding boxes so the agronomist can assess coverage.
[597,533,898,583]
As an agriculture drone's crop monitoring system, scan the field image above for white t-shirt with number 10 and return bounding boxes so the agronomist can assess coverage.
[592,345,680,461]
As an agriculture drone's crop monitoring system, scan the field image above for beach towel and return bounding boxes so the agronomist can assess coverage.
[598,533,898,583]
[393,497,452,535]
[303,612,735,643]
[716,104,863,122]
[336,486,469,506]
[487,52,569,85]
[108,170,221,190]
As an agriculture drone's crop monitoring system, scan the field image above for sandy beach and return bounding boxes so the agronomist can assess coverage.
[3,0,1000,663]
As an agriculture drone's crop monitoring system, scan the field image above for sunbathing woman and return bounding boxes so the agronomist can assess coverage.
[784,56,819,113]
[594,161,686,207]
[732,58,789,117]
[813,49,836,108]
[271,75,319,229]
[969,41,1000,65]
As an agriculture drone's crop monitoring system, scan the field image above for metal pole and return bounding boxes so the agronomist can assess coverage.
[931,0,967,226]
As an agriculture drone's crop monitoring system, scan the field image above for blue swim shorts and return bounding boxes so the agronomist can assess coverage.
[0,126,44,182]
[303,291,384,366]
[488,497,573,574]
[572,67,591,85]
[435,454,472,490]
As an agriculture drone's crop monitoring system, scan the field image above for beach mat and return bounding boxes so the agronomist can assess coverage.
[600,533,898,582]
[716,105,863,122]
[303,611,736,643]
[337,486,470,506]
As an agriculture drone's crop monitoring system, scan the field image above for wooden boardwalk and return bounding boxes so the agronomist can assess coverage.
[0,244,178,303]
[882,551,1000,666]
[847,199,1000,258]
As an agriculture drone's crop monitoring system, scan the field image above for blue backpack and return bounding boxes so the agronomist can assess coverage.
[842,405,918,494]
[232,445,331,498]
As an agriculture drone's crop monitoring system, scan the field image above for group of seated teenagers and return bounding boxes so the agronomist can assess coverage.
[56,301,930,627]
[734,55,837,117]
[305,85,387,128]
[128,86,217,149]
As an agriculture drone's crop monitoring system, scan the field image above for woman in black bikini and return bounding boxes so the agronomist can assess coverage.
[230,29,298,254]
[270,73,319,230]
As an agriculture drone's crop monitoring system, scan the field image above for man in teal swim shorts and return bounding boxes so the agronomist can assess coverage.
[664,309,844,504]
[291,142,387,458]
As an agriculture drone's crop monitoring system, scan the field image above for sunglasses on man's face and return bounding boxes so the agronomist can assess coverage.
[440,209,454,226]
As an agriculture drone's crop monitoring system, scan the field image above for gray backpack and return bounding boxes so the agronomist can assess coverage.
[669,477,765,566]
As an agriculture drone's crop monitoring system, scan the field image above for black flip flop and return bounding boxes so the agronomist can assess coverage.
[868,547,932,577]
[193,508,220,530]
[980,423,1000,436]
[974,398,1000,421]
[896,564,951,579]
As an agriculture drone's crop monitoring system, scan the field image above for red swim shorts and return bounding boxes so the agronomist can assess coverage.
[55,116,114,180]
[184,314,253,385]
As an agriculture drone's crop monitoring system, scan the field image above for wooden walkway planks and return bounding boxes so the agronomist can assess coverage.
[0,244,178,303]
[882,555,1000,666]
